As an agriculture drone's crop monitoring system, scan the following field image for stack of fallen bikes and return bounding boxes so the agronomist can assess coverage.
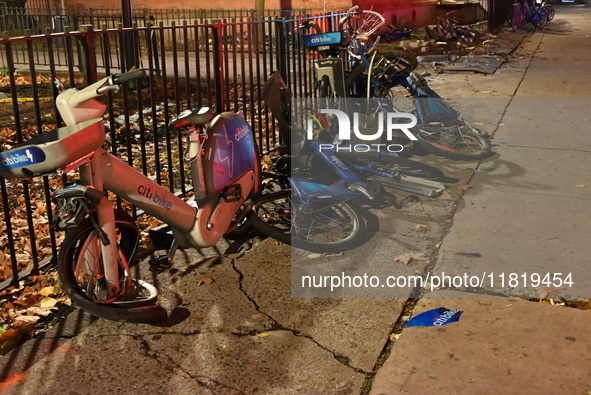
[0,7,496,323]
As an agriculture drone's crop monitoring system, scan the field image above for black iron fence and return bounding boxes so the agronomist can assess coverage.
[0,12,345,289]
[0,5,327,37]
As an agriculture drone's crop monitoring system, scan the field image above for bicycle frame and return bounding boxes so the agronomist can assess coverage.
[0,70,260,300]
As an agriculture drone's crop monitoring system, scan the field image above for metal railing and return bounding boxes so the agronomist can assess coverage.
[0,12,345,289]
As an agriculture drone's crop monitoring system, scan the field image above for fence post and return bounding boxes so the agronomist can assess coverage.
[78,24,98,84]
[212,21,225,112]
[275,18,288,84]
[147,17,160,75]
[487,0,495,32]
[2,40,23,287]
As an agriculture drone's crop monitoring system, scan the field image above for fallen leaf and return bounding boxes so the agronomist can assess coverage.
[13,315,39,326]
[394,253,430,265]
[455,185,472,191]
[472,122,485,126]
[197,278,214,286]
[0,329,19,354]
[414,224,430,233]
[26,306,55,317]
[40,297,57,309]
[39,286,55,297]
[575,182,585,188]
[256,331,273,338]
[389,333,401,341]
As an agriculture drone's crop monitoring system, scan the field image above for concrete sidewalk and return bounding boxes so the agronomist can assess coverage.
[0,4,590,395]
[371,4,591,394]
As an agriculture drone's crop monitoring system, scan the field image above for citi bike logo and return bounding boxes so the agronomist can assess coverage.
[138,184,173,210]
[1,149,35,167]
[306,109,418,153]
[310,35,334,44]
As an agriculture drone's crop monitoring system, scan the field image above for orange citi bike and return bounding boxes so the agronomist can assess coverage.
[0,70,273,322]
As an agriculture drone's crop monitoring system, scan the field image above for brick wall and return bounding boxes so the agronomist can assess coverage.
[355,0,438,29]
[63,0,352,12]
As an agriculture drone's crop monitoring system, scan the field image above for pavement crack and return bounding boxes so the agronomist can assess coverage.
[360,297,421,395]
[230,260,370,375]
[491,30,541,138]
[229,257,280,328]
[138,335,245,394]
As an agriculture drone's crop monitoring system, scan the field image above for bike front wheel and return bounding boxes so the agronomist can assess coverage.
[57,211,165,323]
[415,126,492,161]
[249,190,366,252]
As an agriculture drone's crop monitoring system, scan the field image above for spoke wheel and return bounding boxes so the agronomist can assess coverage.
[249,190,366,252]
[415,126,492,161]
[58,212,159,317]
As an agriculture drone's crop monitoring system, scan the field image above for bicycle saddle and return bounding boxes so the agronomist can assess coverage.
[169,107,214,130]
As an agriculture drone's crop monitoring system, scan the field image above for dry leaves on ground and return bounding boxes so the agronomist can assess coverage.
[0,271,71,355]
[394,252,431,266]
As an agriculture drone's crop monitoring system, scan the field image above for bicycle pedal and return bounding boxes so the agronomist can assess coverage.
[221,184,242,202]
[148,253,174,272]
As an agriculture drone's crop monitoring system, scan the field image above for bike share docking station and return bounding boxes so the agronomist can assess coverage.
[304,30,350,100]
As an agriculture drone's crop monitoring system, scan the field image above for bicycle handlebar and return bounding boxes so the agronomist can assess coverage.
[338,6,358,31]
[298,20,322,34]
[113,68,146,84]
[67,69,146,107]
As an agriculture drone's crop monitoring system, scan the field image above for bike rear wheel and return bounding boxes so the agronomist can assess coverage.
[57,211,165,323]
[415,126,492,161]
[249,190,366,252]
[532,10,548,29]
[545,6,555,21]
[380,49,418,76]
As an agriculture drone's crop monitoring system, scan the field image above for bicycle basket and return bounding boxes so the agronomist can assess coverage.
[0,118,105,178]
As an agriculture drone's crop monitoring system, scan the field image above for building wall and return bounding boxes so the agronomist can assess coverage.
[62,0,352,12]
[57,0,464,29]
[355,0,439,29]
